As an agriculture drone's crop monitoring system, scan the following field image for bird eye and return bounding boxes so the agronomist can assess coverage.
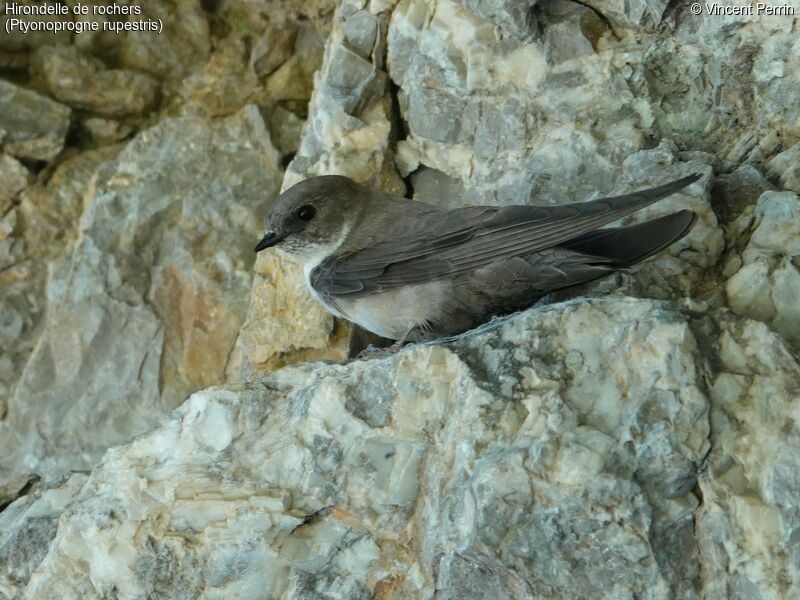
[296,205,316,222]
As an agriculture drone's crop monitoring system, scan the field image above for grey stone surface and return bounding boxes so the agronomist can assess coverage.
[321,45,388,117]
[409,165,466,209]
[725,191,800,344]
[0,474,87,599]
[459,0,540,40]
[581,0,670,29]
[390,0,800,207]
[0,80,71,162]
[343,9,378,59]
[407,87,468,144]
[80,117,134,146]
[18,298,714,598]
[0,154,28,215]
[116,0,211,81]
[0,147,119,438]
[767,142,800,194]
[30,45,160,118]
[696,313,800,598]
[0,106,282,479]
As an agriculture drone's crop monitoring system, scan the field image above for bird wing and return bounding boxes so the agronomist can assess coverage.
[311,174,701,298]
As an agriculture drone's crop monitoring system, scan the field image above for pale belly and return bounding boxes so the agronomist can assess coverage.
[296,238,450,340]
[318,280,451,340]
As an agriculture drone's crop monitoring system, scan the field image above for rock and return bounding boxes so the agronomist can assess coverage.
[458,0,540,40]
[178,36,258,117]
[262,22,326,112]
[226,251,352,380]
[406,87,472,144]
[580,0,670,30]
[0,474,87,599]
[390,0,800,209]
[711,164,773,226]
[542,1,607,63]
[2,0,800,594]
[116,0,211,81]
[0,80,71,162]
[30,45,160,118]
[409,165,466,209]
[766,142,800,194]
[725,191,800,344]
[0,106,282,479]
[252,26,298,79]
[283,0,395,185]
[16,297,716,598]
[0,147,119,435]
[696,313,800,598]
[320,45,389,117]
[343,9,378,58]
[80,117,134,146]
[0,154,28,215]
[263,105,305,157]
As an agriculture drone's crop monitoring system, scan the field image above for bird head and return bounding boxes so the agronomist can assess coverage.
[254,175,362,262]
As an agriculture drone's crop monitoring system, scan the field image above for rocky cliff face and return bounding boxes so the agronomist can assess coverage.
[1,0,799,598]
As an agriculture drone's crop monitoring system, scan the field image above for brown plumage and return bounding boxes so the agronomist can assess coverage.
[255,173,700,341]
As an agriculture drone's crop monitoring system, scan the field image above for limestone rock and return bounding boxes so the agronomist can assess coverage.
[712,164,774,226]
[0,154,28,215]
[458,0,540,40]
[80,117,134,146]
[696,313,800,598]
[0,147,119,434]
[0,106,282,479]
[19,297,714,598]
[409,165,466,209]
[766,142,800,194]
[178,36,258,117]
[580,0,670,30]
[0,474,87,599]
[30,45,160,118]
[390,0,800,207]
[0,80,71,162]
[116,0,211,81]
[226,251,351,380]
[262,22,326,112]
[725,191,800,343]
[263,105,306,157]
[342,8,379,58]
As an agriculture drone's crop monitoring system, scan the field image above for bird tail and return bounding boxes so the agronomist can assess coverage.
[560,209,697,267]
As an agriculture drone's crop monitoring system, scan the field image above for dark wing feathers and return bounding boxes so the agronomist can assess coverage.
[312,174,701,298]
[561,210,697,266]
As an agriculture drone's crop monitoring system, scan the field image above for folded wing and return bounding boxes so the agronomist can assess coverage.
[311,173,702,298]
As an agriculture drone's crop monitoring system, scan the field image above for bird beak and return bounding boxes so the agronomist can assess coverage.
[254,231,287,252]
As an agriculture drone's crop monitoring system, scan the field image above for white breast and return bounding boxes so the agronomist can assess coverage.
[299,224,351,319]
[334,280,450,340]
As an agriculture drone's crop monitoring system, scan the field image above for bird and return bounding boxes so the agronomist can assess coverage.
[254,173,701,343]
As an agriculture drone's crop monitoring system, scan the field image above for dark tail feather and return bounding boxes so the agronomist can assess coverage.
[560,210,697,266]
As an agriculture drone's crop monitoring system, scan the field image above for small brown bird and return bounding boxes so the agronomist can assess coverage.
[255,173,700,342]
